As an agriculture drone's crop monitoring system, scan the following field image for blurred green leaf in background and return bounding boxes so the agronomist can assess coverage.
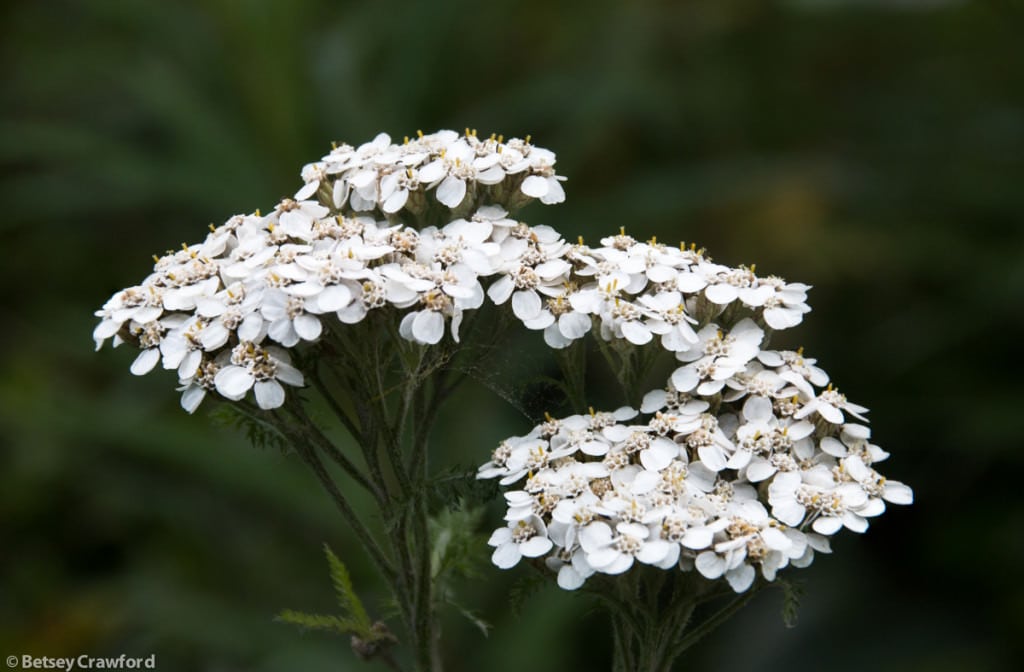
[2,0,1022,670]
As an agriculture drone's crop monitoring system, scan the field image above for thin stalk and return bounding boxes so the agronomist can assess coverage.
[281,419,397,585]
[668,588,760,660]
[286,403,386,506]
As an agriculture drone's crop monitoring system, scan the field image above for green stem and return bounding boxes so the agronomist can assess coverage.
[285,424,397,585]
[668,587,760,661]
[286,402,387,506]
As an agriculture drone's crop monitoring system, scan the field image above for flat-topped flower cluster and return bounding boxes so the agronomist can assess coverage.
[94,129,911,597]
[478,344,913,592]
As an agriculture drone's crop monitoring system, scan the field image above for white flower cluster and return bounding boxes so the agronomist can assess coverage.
[93,130,816,415]
[298,128,566,215]
[93,130,568,413]
[93,129,911,598]
[479,346,913,592]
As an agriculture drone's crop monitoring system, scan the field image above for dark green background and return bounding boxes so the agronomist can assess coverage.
[3,0,1021,670]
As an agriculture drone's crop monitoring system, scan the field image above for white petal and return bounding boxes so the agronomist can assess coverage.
[487,275,515,305]
[579,522,613,553]
[293,314,322,341]
[539,177,565,204]
[180,386,206,414]
[639,439,678,471]
[130,348,160,376]
[818,403,844,424]
[558,312,591,339]
[557,565,586,590]
[764,307,803,330]
[274,361,305,387]
[238,313,264,342]
[268,319,299,347]
[382,188,409,214]
[294,180,319,201]
[519,536,554,558]
[436,175,467,208]
[698,444,728,472]
[883,482,914,505]
[254,380,286,409]
[705,284,739,305]
[671,366,700,392]
[637,540,672,565]
[761,527,792,551]
[521,174,549,198]
[215,366,255,399]
[812,516,844,535]
[695,551,725,579]
[412,310,445,345]
[746,459,776,483]
[491,542,522,569]
[314,285,352,312]
[742,396,774,423]
[842,512,869,533]
[772,501,806,527]
[725,564,756,592]
[178,349,202,379]
[511,290,542,321]
[621,321,653,345]
[681,528,714,550]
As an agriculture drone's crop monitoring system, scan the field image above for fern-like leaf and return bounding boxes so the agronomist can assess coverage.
[275,609,361,635]
[324,544,372,632]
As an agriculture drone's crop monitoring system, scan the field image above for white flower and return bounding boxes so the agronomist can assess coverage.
[488,515,554,569]
[768,469,870,535]
[636,291,699,352]
[213,341,305,409]
[671,319,764,395]
[794,384,869,425]
[579,521,673,574]
[262,288,323,347]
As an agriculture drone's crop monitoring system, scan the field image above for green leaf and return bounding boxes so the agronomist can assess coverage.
[507,573,548,619]
[324,544,372,632]
[779,578,803,629]
[450,600,491,638]
[429,503,487,581]
[274,609,360,635]
[209,403,291,455]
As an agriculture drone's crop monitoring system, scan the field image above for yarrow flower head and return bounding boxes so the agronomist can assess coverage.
[95,128,912,611]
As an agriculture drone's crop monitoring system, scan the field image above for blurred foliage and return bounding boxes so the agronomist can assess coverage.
[2,0,1022,670]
